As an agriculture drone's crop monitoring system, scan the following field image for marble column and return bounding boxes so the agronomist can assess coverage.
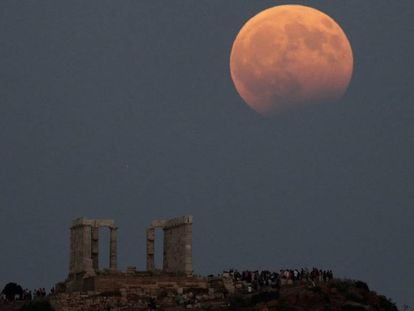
[109,227,117,271]
[91,226,99,271]
[69,227,76,275]
[146,227,155,271]
[81,225,94,275]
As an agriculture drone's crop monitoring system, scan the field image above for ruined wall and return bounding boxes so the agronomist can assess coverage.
[92,274,207,292]
[51,276,226,311]
[163,216,193,275]
[69,223,93,276]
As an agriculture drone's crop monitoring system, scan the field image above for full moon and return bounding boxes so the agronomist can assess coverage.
[230,5,353,116]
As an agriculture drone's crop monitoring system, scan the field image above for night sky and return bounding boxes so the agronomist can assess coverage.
[0,1,413,308]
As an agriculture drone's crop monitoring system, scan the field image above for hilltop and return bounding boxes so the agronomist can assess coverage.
[1,277,398,310]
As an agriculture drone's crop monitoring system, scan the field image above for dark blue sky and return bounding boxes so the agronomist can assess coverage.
[0,0,413,308]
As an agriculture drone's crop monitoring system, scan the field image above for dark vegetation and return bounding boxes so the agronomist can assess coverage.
[228,279,398,310]
[20,300,55,311]
[1,282,55,311]
[1,283,23,301]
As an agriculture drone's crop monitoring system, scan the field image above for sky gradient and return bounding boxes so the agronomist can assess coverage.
[0,1,413,308]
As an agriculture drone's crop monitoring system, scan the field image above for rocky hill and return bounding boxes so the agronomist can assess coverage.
[227,279,398,310]
[2,278,398,310]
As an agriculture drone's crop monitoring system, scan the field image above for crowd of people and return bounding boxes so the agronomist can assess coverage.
[0,286,54,303]
[221,268,334,290]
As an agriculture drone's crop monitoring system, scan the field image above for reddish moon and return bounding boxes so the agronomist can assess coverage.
[230,5,353,116]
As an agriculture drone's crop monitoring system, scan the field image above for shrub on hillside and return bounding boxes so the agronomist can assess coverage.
[250,291,279,305]
[354,281,369,292]
[21,300,55,311]
[1,282,23,301]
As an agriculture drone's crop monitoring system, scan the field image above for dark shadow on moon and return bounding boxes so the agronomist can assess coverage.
[284,21,341,64]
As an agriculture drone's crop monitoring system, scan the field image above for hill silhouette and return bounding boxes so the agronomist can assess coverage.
[228,279,398,310]
[1,278,399,310]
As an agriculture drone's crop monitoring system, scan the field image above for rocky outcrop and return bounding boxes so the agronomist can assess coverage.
[228,279,398,310]
[48,278,398,311]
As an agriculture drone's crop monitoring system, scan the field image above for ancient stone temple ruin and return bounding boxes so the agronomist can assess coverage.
[52,216,232,310]
[146,215,193,276]
[62,216,194,292]
[69,218,118,278]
